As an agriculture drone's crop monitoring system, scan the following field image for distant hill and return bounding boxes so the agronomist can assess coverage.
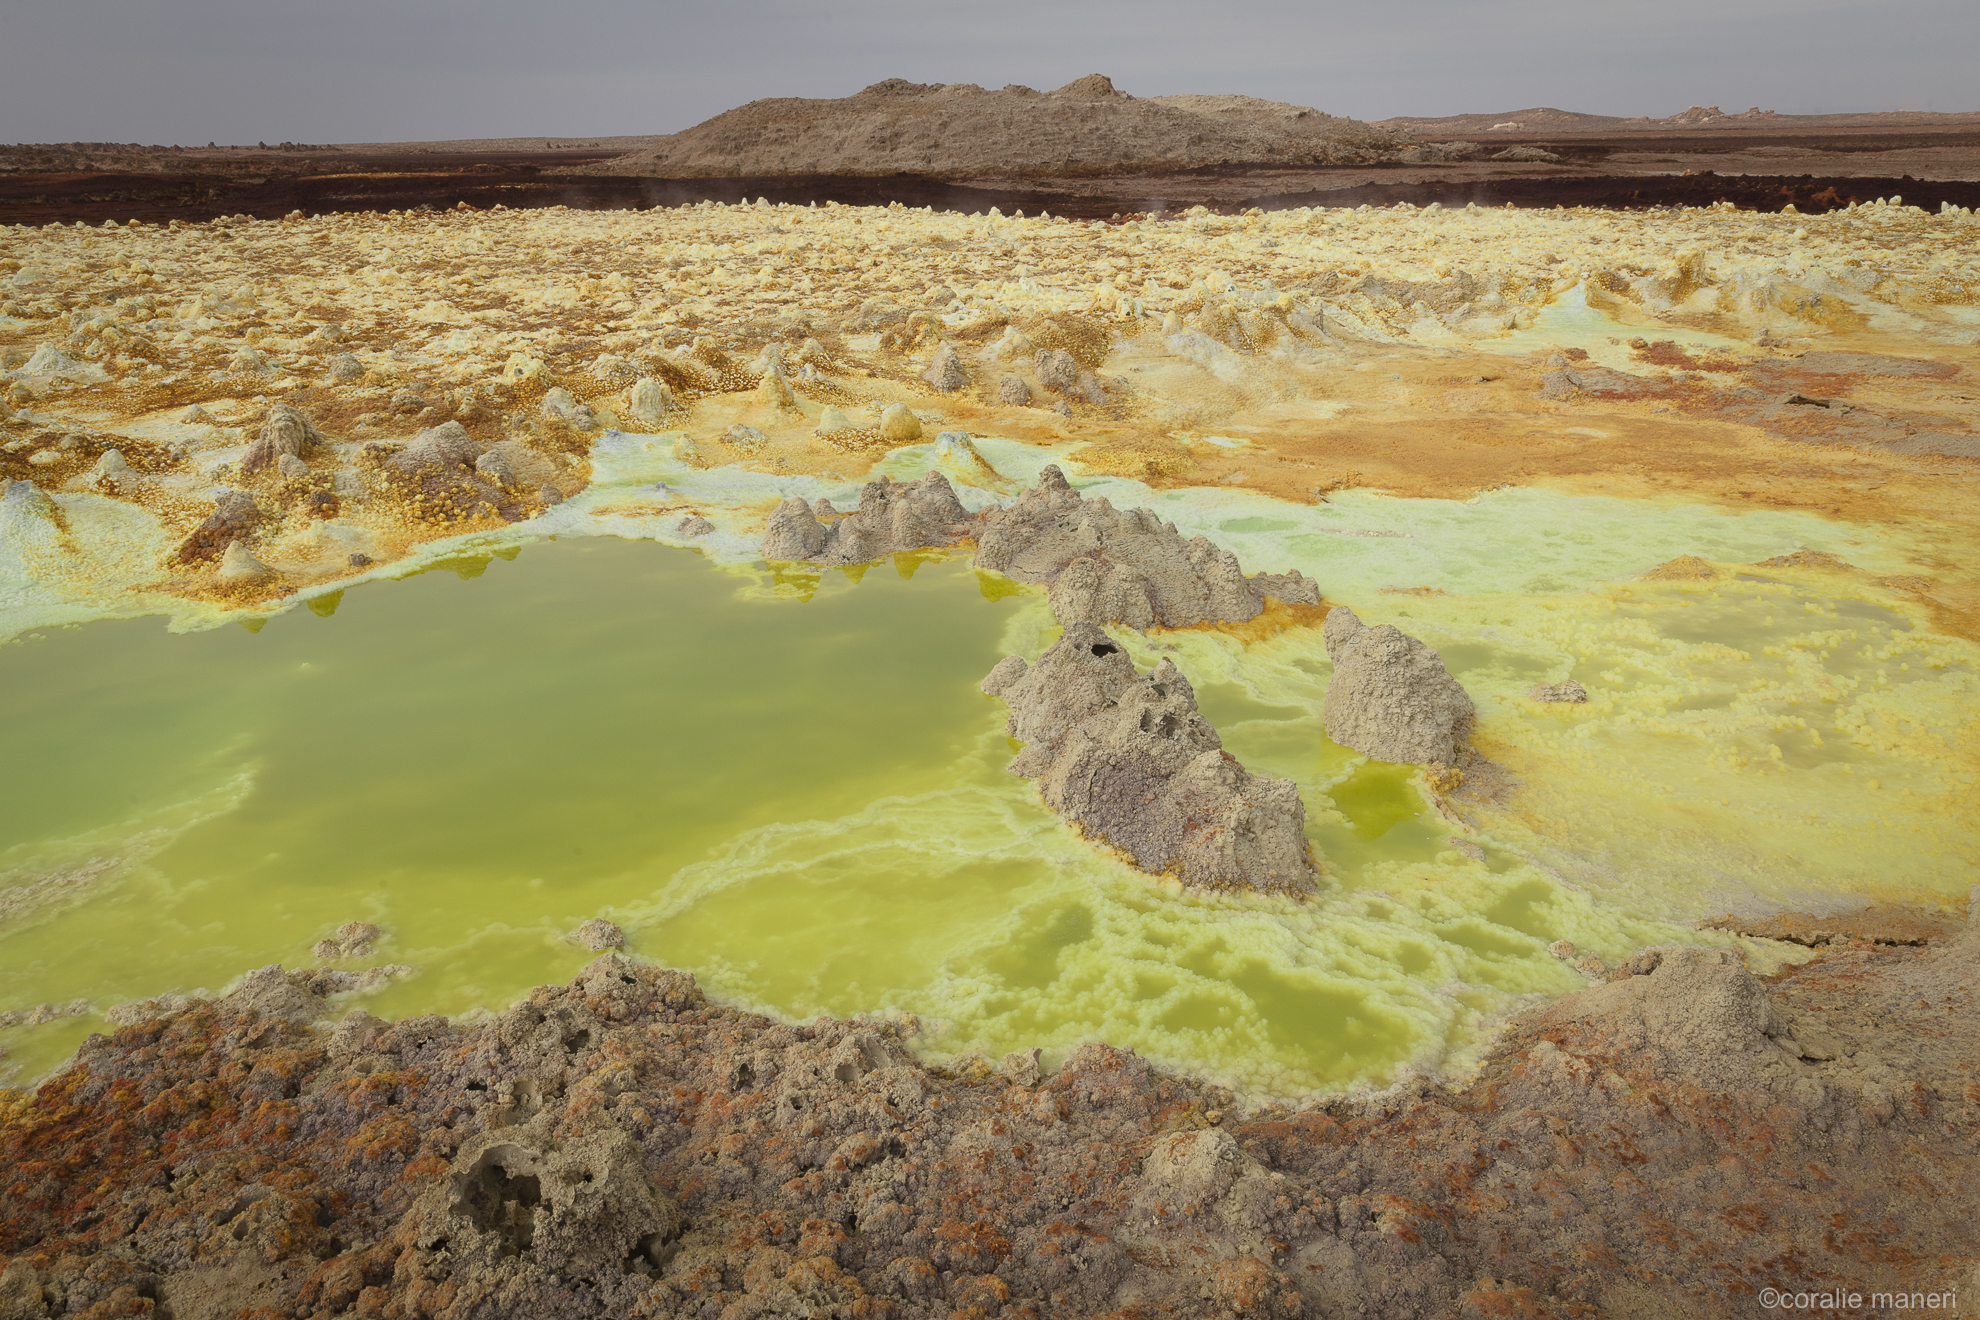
[575,75,1406,179]
[1375,105,1980,135]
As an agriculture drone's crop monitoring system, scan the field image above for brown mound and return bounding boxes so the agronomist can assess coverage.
[580,75,1404,180]
[1754,548,1856,570]
[1641,554,1721,581]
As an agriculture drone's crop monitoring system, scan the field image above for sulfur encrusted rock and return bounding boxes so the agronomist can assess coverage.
[975,465,1319,629]
[983,622,1319,897]
[377,421,524,523]
[1321,605,1476,765]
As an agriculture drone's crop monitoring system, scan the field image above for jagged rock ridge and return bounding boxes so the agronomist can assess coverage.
[983,621,1319,897]
[761,465,1320,632]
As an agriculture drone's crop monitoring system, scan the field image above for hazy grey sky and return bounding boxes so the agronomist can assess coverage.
[4,0,1974,145]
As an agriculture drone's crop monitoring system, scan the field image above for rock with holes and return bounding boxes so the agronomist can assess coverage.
[760,472,972,566]
[397,1127,677,1313]
[241,402,327,476]
[1321,606,1476,765]
[982,622,1318,897]
[998,374,1032,406]
[975,465,1317,629]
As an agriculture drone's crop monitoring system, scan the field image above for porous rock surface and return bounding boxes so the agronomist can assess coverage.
[4,904,1978,1319]
[1320,606,1477,765]
[977,466,1320,629]
[761,472,971,565]
[982,622,1319,898]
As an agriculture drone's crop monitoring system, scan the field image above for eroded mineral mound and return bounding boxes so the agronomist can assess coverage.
[761,472,972,565]
[582,75,1402,180]
[1321,605,1477,765]
[982,621,1320,897]
[976,465,1320,629]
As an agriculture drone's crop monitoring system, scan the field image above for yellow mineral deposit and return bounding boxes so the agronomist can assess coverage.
[1,194,1976,1098]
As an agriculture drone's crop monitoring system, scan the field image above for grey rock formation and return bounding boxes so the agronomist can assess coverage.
[923,342,968,392]
[474,448,518,486]
[1531,946,1788,1093]
[275,452,310,480]
[1035,347,1080,393]
[219,964,328,1025]
[675,515,715,538]
[573,918,626,951]
[1321,607,1476,765]
[326,352,365,383]
[1533,679,1588,703]
[312,921,381,959]
[762,497,829,560]
[760,472,970,565]
[400,1127,676,1314]
[982,622,1319,897]
[998,373,1032,406]
[975,465,1319,629]
[241,402,327,475]
[540,387,599,431]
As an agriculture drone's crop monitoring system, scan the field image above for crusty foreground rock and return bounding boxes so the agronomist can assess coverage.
[579,74,1402,180]
[978,465,1320,629]
[1321,605,1477,765]
[4,904,1976,1319]
[761,472,971,565]
[983,621,1319,898]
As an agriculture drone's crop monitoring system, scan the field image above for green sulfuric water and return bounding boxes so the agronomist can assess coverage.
[4,525,1974,1101]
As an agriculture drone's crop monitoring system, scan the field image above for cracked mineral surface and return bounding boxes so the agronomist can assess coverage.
[4,179,1980,1317]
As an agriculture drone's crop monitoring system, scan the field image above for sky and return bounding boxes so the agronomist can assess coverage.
[3,0,1975,145]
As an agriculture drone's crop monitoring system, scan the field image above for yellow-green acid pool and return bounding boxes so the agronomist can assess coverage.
[2,525,1975,1101]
